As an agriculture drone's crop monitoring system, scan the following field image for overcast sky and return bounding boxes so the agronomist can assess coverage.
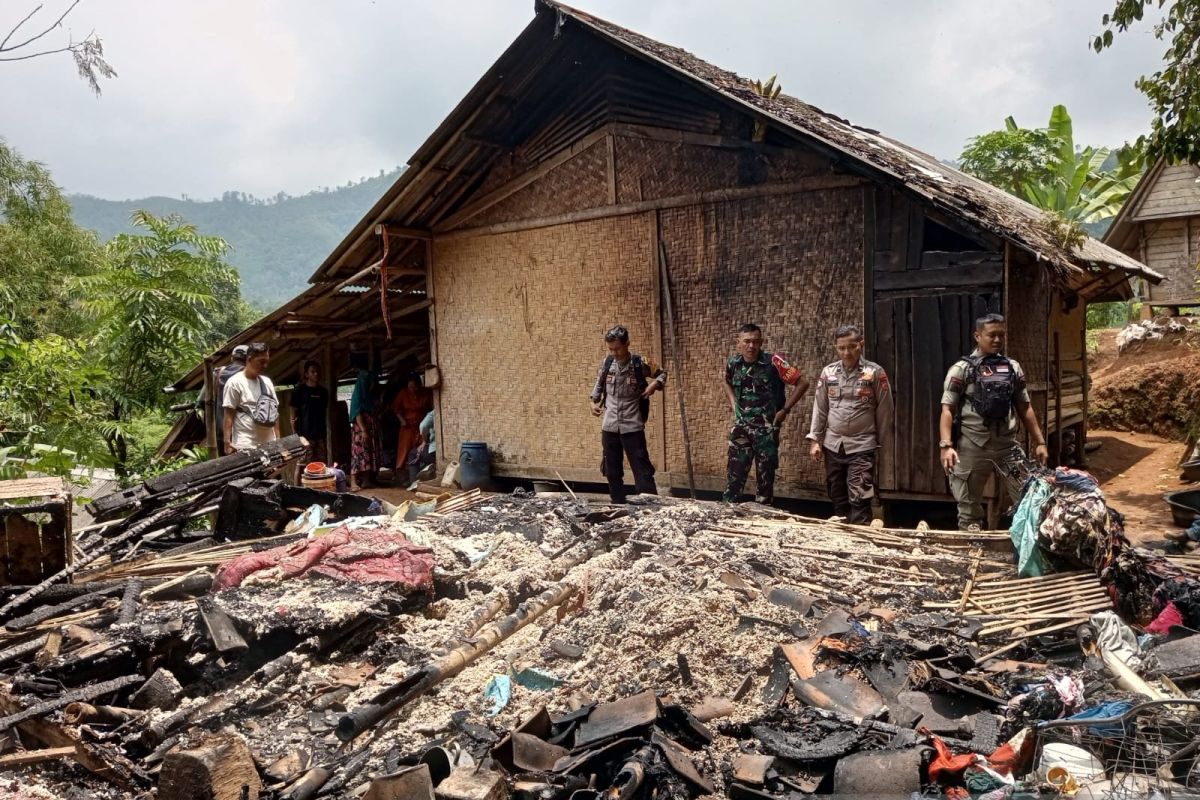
[0,0,1167,201]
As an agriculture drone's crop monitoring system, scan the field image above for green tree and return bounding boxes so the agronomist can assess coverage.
[960,105,1145,223]
[72,210,236,471]
[0,137,103,338]
[1096,1,1200,164]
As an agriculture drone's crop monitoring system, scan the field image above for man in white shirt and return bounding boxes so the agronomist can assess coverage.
[222,342,279,453]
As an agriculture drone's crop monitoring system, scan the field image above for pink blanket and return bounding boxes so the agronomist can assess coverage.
[213,527,434,593]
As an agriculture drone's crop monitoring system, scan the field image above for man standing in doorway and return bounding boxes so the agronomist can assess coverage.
[590,326,666,504]
[723,323,809,505]
[939,313,1048,530]
[223,342,280,453]
[291,360,329,463]
[807,324,893,524]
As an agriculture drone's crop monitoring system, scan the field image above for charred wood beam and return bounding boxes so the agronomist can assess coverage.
[0,675,142,732]
[0,635,48,667]
[63,703,140,726]
[114,580,143,627]
[4,585,124,632]
[195,597,248,658]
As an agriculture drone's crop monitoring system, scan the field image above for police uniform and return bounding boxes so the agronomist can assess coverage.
[941,349,1032,529]
[724,352,786,503]
[590,354,665,503]
[806,358,893,524]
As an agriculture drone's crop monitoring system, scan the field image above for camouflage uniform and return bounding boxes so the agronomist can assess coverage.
[941,349,1033,529]
[724,353,785,503]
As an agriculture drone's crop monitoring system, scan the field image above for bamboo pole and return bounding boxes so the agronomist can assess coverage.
[658,234,695,498]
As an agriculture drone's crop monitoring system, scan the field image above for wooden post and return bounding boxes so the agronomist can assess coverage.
[321,343,334,461]
[650,212,667,482]
[202,356,217,457]
[657,227,695,498]
[1053,331,1062,467]
[1079,325,1089,467]
[425,238,444,471]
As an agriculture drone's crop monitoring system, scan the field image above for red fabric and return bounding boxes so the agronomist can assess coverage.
[213,527,434,593]
[1145,601,1184,634]
[922,729,979,783]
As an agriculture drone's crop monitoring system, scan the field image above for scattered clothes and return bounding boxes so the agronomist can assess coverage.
[213,526,435,592]
[1059,700,1134,738]
[1154,574,1200,628]
[1089,611,1141,667]
[1009,477,1051,577]
[924,730,978,783]
[1144,602,1184,634]
[1188,518,1200,541]
[1051,468,1100,494]
[1048,674,1085,709]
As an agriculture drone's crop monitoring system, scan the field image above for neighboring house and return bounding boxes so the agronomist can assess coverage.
[168,1,1161,517]
[1103,159,1200,312]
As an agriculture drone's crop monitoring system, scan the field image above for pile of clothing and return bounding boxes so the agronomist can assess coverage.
[1009,468,1125,578]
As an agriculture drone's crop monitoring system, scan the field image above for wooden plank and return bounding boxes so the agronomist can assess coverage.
[874,262,1004,292]
[910,296,941,494]
[0,746,78,770]
[920,251,1003,269]
[863,186,876,349]
[905,201,924,270]
[435,177,866,239]
[0,690,134,788]
[0,478,64,502]
[893,298,914,492]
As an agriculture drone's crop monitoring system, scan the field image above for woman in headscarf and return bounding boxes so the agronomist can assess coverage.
[349,367,382,489]
[391,373,433,471]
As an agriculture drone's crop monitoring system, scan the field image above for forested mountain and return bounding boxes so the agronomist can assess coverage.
[69,168,404,306]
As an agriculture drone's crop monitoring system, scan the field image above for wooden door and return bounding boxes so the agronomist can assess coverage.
[867,188,1002,496]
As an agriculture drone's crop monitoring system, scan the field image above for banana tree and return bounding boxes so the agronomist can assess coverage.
[960,104,1145,223]
[1020,105,1142,223]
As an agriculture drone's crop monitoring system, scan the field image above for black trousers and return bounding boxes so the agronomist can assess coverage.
[601,429,657,503]
[822,446,876,525]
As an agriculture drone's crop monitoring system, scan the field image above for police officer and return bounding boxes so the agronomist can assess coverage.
[590,326,666,503]
[723,323,809,504]
[939,313,1048,530]
[806,324,893,525]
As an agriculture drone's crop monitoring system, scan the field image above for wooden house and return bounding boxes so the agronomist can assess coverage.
[170,1,1161,516]
[1103,159,1200,312]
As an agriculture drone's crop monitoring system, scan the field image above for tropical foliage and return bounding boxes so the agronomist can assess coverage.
[960,105,1145,223]
[1096,0,1200,165]
[0,139,254,479]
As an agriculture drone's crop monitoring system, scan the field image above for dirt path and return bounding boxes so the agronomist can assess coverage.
[1087,428,1189,544]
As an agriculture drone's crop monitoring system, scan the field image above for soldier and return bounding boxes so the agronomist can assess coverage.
[806,324,893,525]
[590,326,666,504]
[723,323,809,504]
[939,313,1048,530]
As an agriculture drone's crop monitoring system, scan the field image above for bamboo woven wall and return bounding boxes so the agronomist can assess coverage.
[432,213,661,471]
[657,189,864,495]
[472,141,610,228]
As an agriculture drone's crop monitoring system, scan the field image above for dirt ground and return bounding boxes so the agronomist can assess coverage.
[1086,428,1188,544]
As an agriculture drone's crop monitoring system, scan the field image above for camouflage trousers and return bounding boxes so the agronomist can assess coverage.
[724,422,779,503]
[822,446,875,525]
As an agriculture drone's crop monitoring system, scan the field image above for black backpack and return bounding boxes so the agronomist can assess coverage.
[965,353,1017,421]
[601,354,651,422]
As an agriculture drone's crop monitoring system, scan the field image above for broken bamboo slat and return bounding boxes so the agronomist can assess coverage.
[0,746,78,770]
[977,618,1091,662]
[337,579,580,742]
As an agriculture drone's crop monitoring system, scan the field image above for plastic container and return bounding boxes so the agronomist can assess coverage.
[458,442,492,490]
[1164,489,1200,527]
[1039,742,1104,783]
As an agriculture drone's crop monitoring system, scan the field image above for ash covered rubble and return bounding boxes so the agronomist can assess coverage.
[1,448,1200,799]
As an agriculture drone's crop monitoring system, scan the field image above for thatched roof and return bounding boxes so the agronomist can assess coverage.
[173,0,1160,393]
[542,0,1158,284]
